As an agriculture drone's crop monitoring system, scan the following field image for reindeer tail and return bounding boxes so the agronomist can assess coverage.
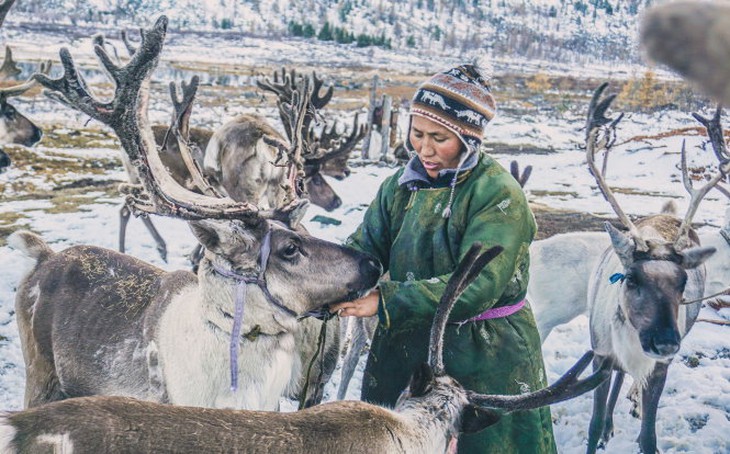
[7,230,53,263]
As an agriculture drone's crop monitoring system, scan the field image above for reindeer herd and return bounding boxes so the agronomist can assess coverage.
[0,1,728,453]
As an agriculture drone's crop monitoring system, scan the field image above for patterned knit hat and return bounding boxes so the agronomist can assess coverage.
[408,64,497,151]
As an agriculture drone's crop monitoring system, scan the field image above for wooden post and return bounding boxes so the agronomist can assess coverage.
[361,74,379,159]
[379,94,392,161]
[389,101,400,147]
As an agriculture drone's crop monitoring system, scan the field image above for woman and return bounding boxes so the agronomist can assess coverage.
[331,64,556,453]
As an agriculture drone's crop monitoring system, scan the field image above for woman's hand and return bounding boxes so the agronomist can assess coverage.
[329,289,380,317]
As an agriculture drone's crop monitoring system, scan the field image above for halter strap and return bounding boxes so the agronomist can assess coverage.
[209,229,296,392]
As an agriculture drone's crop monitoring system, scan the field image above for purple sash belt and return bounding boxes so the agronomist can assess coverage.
[454,299,526,325]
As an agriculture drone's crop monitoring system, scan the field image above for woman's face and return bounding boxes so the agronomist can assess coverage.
[409,115,464,178]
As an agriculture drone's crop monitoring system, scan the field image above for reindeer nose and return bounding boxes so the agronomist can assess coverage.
[29,128,42,146]
[327,196,342,211]
[650,332,681,357]
[360,256,383,285]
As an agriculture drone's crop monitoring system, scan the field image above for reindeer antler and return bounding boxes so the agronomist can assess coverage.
[258,67,334,154]
[306,114,368,165]
[0,59,52,103]
[584,83,646,250]
[428,243,504,376]
[678,105,730,246]
[35,16,305,224]
[510,160,532,188]
[120,29,138,57]
[0,0,16,29]
[164,76,224,199]
[0,46,21,79]
[467,351,613,411]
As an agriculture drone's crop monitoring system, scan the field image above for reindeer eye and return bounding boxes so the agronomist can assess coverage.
[281,242,300,259]
[625,275,638,289]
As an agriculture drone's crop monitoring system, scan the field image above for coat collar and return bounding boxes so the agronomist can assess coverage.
[398,151,479,189]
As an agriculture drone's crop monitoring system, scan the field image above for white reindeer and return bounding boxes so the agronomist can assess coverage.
[583,84,722,454]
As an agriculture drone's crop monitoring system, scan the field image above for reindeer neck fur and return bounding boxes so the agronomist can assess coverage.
[156,256,299,410]
[392,378,469,454]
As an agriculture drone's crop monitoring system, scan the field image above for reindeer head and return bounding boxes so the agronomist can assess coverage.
[258,69,367,212]
[585,84,723,359]
[605,220,715,357]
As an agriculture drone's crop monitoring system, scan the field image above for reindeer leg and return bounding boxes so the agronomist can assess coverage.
[587,358,613,454]
[600,370,625,447]
[140,215,168,262]
[119,203,131,253]
[638,362,668,454]
[189,244,204,273]
[337,316,371,400]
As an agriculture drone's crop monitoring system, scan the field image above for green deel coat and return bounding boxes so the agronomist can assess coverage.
[346,153,556,454]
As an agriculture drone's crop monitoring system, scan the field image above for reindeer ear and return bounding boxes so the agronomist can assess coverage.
[460,404,502,434]
[188,220,222,252]
[679,246,716,269]
[605,222,634,266]
[408,363,434,398]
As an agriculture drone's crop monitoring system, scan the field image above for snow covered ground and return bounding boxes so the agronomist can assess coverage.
[0,24,729,454]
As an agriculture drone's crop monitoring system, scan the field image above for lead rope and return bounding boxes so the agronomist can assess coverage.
[297,311,333,410]
[211,231,275,392]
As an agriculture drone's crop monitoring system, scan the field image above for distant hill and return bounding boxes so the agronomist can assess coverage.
[6,0,665,65]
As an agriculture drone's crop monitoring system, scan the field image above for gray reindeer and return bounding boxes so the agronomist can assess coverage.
[11,16,381,412]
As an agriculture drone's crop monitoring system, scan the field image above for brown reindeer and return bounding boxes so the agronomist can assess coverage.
[0,239,613,454]
[583,84,722,454]
[11,16,380,412]
[0,65,50,148]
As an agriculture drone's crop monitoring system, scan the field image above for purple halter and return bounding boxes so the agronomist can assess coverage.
[210,229,296,391]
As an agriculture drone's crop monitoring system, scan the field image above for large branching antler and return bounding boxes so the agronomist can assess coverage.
[273,76,313,201]
[678,106,730,246]
[584,83,646,250]
[0,0,16,29]
[33,16,303,223]
[257,67,334,153]
[306,114,368,165]
[428,242,504,376]
[164,76,223,198]
[467,351,613,411]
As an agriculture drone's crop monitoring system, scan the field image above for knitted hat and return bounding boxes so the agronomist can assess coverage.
[408,64,497,152]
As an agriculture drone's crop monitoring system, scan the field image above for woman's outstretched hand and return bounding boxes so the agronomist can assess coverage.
[330,289,380,317]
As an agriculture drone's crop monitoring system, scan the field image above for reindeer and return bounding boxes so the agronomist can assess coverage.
[582,84,722,454]
[527,107,730,342]
[0,67,50,147]
[255,67,366,209]
[0,241,614,454]
[12,16,381,412]
[641,1,730,106]
[202,67,365,213]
